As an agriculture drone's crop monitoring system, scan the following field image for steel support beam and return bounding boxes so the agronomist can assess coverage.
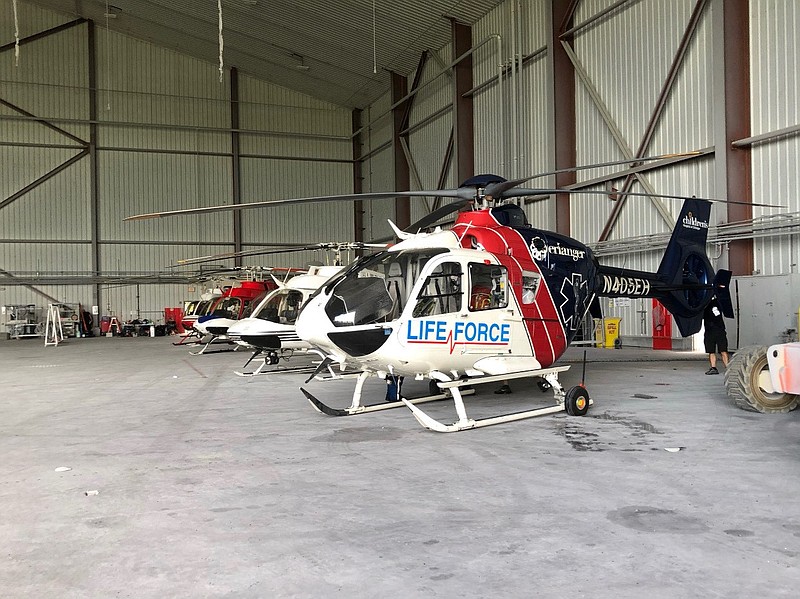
[451,19,474,185]
[391,71,410,231]
[0,149,88,211]
[432,130,455,212]
[0,98,88,146]
[0,268,61,303]
[714,0,753,275]
[550,0,578,235]
[402,52,429,132]
[352,109,364,244]
[88,20,102,314]
[733,124,800,148]
[230,67,243,266]
[0,18,86,53]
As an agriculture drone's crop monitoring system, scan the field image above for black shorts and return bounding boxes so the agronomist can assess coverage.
[704,327,728,354]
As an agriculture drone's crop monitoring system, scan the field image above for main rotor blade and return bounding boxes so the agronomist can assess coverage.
[483,151,705,197]
[175,242,322,265]
[125,189,474,221]
[175,241,387,267]
[496,187,784,209]
[176,246,312,266]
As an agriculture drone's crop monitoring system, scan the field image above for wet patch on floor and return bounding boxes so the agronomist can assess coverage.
[553,420,603,452]
[552,411,666,451]
[724,529,755,537]
[782,523,800,537]
[608,506,709,534]
[591,411,664,435]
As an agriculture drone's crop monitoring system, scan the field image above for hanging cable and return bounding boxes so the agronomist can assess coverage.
[218,0,225,82]
[105,0,111,110]
[12,0,20,66]
[372,0,377,74]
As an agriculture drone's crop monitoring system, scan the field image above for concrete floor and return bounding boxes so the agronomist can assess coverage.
[1,336,798,598]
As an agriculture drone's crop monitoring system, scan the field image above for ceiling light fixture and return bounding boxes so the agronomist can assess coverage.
[290,52,310,71]
[104,4,122,18]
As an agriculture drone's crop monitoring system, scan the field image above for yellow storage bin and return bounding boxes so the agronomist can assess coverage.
[595,317,621,348]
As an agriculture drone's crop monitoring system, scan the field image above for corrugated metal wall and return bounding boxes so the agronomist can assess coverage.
[472,0,552,228]
[1,3,353,321]
[361,91,395,242]
[0,3,93,314]
[571,0,716,340]
[750,0,800,277]
[237,74,352,267]
[407,44,454,228]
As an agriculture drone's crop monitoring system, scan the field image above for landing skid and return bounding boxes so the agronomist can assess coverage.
[301,385,474,416]
[173,332,202,346]
[236,364,317,377]
[401,366,592,433]
[234,349,359,379]
[188,337,237,356]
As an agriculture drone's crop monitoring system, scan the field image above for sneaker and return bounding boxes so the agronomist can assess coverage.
[494,384,513,394]
[705,367,719,375]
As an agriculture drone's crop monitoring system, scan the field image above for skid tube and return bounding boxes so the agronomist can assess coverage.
[188,336,237,356]
[401,366,592,433]
[236,363,318,377]
[173,331,202,346]
[302,370,474,417]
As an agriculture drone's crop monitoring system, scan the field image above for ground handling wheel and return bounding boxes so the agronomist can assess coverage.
[724,345,799,413]
[565,385,590,416]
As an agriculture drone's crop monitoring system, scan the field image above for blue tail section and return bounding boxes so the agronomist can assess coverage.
[597,198,731,337]
[655,199,731,336]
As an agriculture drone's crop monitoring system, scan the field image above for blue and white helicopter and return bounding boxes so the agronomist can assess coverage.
[128,153,773,432]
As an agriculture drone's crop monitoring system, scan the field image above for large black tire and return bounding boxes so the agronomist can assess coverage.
[724,345,800,413]
[565,386,590,416]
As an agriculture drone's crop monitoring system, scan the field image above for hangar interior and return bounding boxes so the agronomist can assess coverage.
[2,2,800,597]
[1,0,798,348]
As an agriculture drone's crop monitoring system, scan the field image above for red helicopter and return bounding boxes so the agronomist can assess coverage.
[127,155,760,432]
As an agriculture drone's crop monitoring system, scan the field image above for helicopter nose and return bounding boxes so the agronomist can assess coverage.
[295,295,331,346]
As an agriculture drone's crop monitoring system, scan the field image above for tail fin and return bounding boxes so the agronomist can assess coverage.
[597,198,728,337]
[653,199,714,336]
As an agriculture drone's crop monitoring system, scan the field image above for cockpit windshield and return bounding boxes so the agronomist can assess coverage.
[324,249,447,327]
[241,290,271,319]
[254,289,305,324]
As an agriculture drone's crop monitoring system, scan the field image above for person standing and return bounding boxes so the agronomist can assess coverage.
[703,296,729,375]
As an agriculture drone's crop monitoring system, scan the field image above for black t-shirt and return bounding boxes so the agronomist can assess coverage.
[703,299,726,331]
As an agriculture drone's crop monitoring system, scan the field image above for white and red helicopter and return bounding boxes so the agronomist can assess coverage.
[128,154,766,432]
[173,244,383,373]
[187,279,275,355]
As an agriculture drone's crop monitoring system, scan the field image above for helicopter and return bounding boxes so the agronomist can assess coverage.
[172,291,222,345]
[170,243,384,369]
[226,263,348,376]
[127,154,764,432]
[187,280,276,355]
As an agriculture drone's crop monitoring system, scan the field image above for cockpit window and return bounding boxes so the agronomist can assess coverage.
[325,249,447,327]
[468,263,508,311]
[412,262,462,317]
[241,290,270,318]
[213,297,243,319]
[255,289,305,324]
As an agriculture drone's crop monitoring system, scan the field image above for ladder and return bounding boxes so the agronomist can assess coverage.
[107,316,120,336]
[44,304,64,347]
